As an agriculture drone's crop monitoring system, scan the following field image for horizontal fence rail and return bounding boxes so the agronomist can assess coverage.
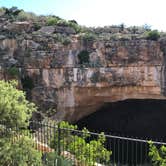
[0,121,165,166]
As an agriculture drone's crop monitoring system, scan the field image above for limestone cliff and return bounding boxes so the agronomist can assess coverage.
[0,8,166,122]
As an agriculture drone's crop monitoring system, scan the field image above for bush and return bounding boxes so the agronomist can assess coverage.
[68,19,78,24]
[44,152,74,166]
[0,7,6,16]
[0,135,42,166]
[68,21,82,33]
[0,80,41,166]
[57,19,69,26]
[33,22,42,31]
[0,80,36,127]
[146,30,160,41]
[50,121,112,165]
[0,80,42,165]
[148,141,166,166]
[62,37,71,46]
[17,11,38,21]
[46,17,59,26]
[81,32,97,41]
[78,50,90,64]
[7,66,19,77]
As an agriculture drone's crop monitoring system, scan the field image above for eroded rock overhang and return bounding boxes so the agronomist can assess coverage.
[0,34,166,122]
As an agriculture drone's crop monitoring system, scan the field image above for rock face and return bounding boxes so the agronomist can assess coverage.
[1,11,166,122]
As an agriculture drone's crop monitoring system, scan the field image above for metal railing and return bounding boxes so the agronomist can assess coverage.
[0,121,166,166]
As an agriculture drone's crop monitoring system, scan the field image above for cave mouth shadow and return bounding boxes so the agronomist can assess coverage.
[75,99,166,141]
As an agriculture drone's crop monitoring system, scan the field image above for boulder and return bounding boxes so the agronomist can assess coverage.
[38,26,55,34]
[6,21,32,33]
[55,26,76,35]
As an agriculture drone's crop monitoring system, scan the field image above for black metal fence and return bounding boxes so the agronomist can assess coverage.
[1,121,166,166]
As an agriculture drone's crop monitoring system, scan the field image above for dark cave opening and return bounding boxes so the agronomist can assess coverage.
[76,99,166,140]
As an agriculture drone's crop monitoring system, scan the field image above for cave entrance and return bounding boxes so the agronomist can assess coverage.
[76,99,166,140]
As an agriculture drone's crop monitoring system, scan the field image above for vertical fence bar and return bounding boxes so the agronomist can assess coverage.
[57,123,61,156]
[121,138,124,165]
[117,138,120,165]
[131,139,134,166]
[140,141,143,165]
[126,139,129,165]
[113,137,116,165]
[145,138,148,164]
[53,122,57,166]
[136,140,138,165]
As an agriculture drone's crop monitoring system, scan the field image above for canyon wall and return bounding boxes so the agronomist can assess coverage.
[1,12,166,122]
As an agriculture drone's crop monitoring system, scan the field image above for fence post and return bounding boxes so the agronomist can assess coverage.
[53,123,56,166]
[56,123,62,166]
[58,123,61,156]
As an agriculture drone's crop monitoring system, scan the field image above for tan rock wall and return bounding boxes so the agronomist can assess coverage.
[0,35,166,122]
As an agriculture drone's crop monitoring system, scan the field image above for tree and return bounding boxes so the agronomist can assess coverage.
[146,30,160,41]
[0,80,42,166]
[0,80,36,127]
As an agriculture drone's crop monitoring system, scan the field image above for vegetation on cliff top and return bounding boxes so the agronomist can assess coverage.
[0,6,163,41]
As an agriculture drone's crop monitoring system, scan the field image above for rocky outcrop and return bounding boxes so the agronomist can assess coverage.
[1,9,166,122]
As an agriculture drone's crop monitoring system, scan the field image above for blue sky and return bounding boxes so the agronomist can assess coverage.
[1,0,166,31]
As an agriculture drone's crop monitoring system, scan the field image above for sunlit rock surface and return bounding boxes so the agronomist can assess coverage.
[1,11,166,122]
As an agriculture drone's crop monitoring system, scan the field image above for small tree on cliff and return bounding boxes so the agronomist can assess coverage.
[0,80,42,166]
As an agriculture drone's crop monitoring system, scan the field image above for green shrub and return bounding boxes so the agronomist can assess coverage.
[0,7,6,16]
[17,11,38,21]
[77,50,90,64]
[0,80,41,166]
[7,66,19,77]
[148,141,166,166]
[50,121,112,165]
[57,19,69,26]
[0,80,36,127]
[81,32,97,41]
[33,22,42,31]
[68,21,82,33]
[0,80,41,165]
[146,30,160,41]
[62,37,71,46]
[0,135,42,166]
[46,17,58,26]
[44,152,74,166]
[68,20,78,24]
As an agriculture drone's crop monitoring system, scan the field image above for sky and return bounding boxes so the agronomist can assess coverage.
[0,0,166,31]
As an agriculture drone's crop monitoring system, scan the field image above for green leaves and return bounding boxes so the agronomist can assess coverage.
[0,80,36,127]
[0,136,42,166]
[148,141,166,166]
[146,30,160,41]
[51,121,112,165]
[7,67,19,77]
[0,80,41,166]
